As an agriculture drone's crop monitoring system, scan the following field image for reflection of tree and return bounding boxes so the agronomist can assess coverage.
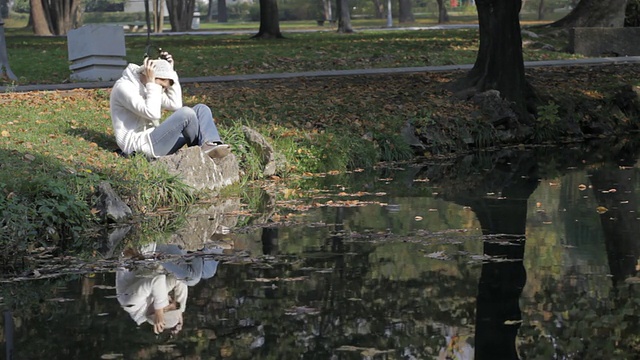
[437,150,539,359]
[589,164,640,286]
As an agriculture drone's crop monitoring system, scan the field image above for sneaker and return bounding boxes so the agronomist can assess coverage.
[201,142,231,159]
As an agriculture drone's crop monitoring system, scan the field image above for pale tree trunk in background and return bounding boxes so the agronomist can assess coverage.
[153,0,165,33]
[324,0,333,20]
[30,0,52,35]
[398,0,414,22]
[218,0,228,23]
[337,0,353,32]
[207,0,214,21]
[550,0,628,27]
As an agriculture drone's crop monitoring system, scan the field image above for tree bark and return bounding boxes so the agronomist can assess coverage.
[324,0,333,21]
[398,0,414,23]
[153,0,164,33]
[218,0,228,23]
[371,0,384,19]
[549,0,628,28]
[337,0,353,33]
[166,0,195,32]
[452,0,530,118]
[253,0,283,39]
[30,0,52,35]
[537,0,545,20]
[436,0,449,23]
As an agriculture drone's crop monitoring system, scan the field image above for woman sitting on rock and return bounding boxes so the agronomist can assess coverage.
[110,51,230,159]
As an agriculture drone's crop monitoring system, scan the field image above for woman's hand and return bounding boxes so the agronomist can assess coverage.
[142,57,156,84]
[159,50,175,68]
[153,308,165,334]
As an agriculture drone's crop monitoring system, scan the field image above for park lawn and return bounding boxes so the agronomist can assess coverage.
[0,24,600,266]
[2,27,578,85]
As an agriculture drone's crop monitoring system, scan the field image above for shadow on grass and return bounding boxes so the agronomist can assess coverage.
[66,126,118,152]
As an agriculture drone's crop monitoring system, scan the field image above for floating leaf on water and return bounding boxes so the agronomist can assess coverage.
[414,216,423,221]
[504,319,523,325]
[624,277,640,284]
[578,184,587,191]
[596,206,608,214]
[101,354,123,359]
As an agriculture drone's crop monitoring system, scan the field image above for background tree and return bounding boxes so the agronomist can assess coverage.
[29,0,82,35]
[218,0,228,23]
[549,0,628,27]
[436,0,449,23]
[450,0,531,118]
[152,0,165,33]
[398,0,414,22]
[371,0,384,18]
[337,0,353,32]
[253,0,283,38]
[166,0,195,32]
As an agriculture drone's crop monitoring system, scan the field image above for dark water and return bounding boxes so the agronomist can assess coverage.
[3,142,640,359]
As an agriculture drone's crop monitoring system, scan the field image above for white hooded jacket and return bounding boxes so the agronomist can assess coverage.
[110,63,183,157]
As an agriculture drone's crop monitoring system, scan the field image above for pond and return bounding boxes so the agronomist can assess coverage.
[3,140,640,359]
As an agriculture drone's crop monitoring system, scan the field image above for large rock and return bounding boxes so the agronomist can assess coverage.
[243,126,287,177]
[94,181,132,223]
[154,146,240,192]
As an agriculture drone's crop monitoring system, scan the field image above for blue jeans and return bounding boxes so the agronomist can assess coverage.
[149,104,222,156]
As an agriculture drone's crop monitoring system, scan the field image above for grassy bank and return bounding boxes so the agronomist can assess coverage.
[0,27,635,268]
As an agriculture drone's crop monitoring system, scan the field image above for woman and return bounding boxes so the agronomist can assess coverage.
[110,52,230,159]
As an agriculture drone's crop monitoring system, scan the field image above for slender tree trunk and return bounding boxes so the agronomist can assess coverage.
[436,0,449,23]
[153,0,165,33]
[324,0,333,20]
[398,0,414,22]
[30,0,52,35]
[218,0,228,23]
[550,0,628,27]
[337,0,353,33]
[253,0,283,38]
[537,0,545,20]
[371,0,384,18]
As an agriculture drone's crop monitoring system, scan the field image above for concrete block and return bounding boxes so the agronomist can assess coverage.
[569,27,640,57]
[67,24,127,81]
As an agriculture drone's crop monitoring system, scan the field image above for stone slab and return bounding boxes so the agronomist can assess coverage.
[569,27,640,57]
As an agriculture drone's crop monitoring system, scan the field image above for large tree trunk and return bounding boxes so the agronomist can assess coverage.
[337,0,353,33]
[166,0,195,32]
[452,0,530,118]
[29,0,81,35]
[550,0,628,28]
[398,0,414,22]
[253,0,283,39]
[30,0,52,35]
[436,0,449,23]
[218,0,228,23]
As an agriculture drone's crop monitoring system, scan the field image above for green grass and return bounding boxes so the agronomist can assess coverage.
[2,24,578,85]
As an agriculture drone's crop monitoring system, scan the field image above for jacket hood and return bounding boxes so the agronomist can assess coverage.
[120,63,143,84]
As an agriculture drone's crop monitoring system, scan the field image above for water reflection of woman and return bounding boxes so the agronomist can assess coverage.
[116,266,188,334]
